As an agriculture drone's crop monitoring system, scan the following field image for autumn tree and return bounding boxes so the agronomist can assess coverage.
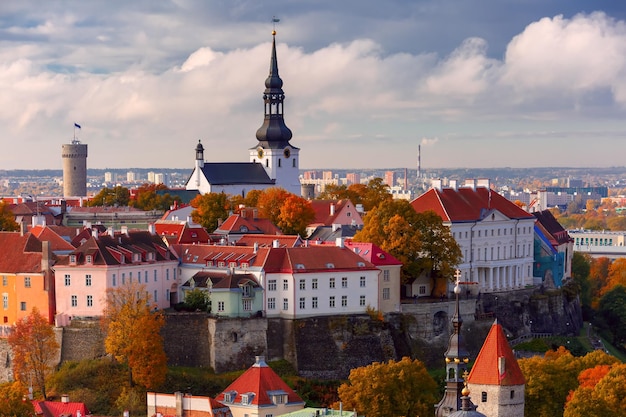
[131,183,180,211]
[596,285,626,349]
[190,192,232,232]
[571,252,592,318]
[102,283,167,390]
[277,194,315,236]
[564,363,626,417]
[589,257,611,308]
[0,201,18,231]
[0,381,35,417]
[317,178,391,212]
[257,187,291,225]
[336,357,438,417]
[7,307,59,399]
[88,186,131,207]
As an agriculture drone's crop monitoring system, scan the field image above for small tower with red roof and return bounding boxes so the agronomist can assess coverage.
[467,320,525,417]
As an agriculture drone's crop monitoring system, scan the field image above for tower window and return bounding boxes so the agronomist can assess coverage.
[278,159,281,167]
[266,159,269,167]
[481,392,487,402]
[292,159,296,167]
[510,390,515,399]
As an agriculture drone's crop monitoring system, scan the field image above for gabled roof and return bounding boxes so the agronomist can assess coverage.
[236,234,302,248]
[467,320,525,386]
[343,241,402,266]
[307,224,362,242]
[31,225,76,252]
[532,210,572,246]
[0,232,43,273]
[154,221,211,245]
[215,213,280,236]
[309,199,360,226]
[198,163,275,185]
[33,399,89,417]
[216,356,303,407]
[171,244,270,268]
[183,271,260,290]
[263,245,377,273]
[411,187,534,223]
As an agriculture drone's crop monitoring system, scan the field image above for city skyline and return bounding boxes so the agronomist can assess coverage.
[1,1,626,170]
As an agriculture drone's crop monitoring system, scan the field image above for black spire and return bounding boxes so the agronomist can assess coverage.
[255,30,293,149]
[435,270,475,416]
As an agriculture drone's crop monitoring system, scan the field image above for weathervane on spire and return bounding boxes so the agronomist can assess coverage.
[272,16,280,35]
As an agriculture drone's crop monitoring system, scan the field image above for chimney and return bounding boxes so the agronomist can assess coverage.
[253,242,259,254]
[464,179,476,190]
[336,237,344,248]
[332,223,341,232]
[175,392,183,417]
[477,178,491,189]
[272,239,280,248]
[121,225,129,235]
[92,228,99,239]
[449,179,458,190]
[148,223,156,234]
[330,203,335,216]
[61,394,69,403]
[19,221,26,236]
[431,179,442,191]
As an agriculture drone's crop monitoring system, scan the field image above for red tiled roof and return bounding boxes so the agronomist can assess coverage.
[216,357,303,406]
[468,320,526,386]
[263,246,377,273]
[310,200,347,226]
[0,232,43,273]
[171,244,270,268]
[236,234,302,248]
[215,214,280,235]
[411,187,534,222]
[33,400,89,417]
[343,241,402,266]
[31,226,76,252]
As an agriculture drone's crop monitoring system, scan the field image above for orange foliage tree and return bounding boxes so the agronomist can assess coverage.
[0,201,19,231]
[564,363,626,417]
[102,283,167,390]
[257,187,291,225]
[276,194,315,236]
[0,381,35,417]
[602,258,626,296]
[190,192,232,232]
[7,307,59,399]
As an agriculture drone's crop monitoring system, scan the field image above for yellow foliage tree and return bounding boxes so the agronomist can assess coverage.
[102,283,167,390]
[277,194,315,236]
[336,357,438,417]
[7,307,59,399]
[0,381,35,417]
[564,363,626,417]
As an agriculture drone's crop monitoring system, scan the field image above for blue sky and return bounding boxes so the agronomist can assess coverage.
[1,1,626,170]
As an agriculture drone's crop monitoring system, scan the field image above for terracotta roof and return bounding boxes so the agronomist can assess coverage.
[215,213,280,236]
[310,199,349,226]
[263,245,377,273]
[33,400,89,417]
[0,232,43,273]
[154,221,211,245]
[411,187,534,222]
[216,356,303,406]
[468,320,526,386]
[236,234,302,248]
[343,241,402,266]
[171,244,270,268]
[31,226,76,252]
[183,271,260,290]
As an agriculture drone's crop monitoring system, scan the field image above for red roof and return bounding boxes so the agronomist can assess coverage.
[170,244,271,268]
[411,187,533,222]
[468,320,526,386]
[263,245,377,273]
[236,234,303,248]
[216,356,303,406]
[31,226,76,252]
[33,399,89,417]
[0,232,43,273]
[343,241,402,266]
[154,221,211,245]
[310,199,354,226]
[215,213,280,236]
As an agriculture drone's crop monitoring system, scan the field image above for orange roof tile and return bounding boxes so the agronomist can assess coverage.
[468,320,525,386]
[0,232,43,273]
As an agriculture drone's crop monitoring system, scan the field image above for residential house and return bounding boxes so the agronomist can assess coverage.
[0,232,54,335]
[54,230,178,325]
[213,208,281,244]
[33,395,90,417]
[343,241,402,313]
[154,219,211,246]
[236,234,303,248]
[308,200,363,230]
[467,320,525,417]
[216,356,305,417]
[30,225,77,254]
[411,181,536,295]
[532,210,573,288]
[261,243,379,319]
[147,391,232,417]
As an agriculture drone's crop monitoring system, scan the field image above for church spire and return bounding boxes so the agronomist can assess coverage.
[436,270,474,416]
[255,29,293,148]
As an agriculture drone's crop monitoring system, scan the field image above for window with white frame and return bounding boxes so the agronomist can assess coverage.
[383,288,390,300]
[87,295,93,307]
[299,297,305,309]
[122,273,125,285]
[283,279,288,290]
[166,289,170,302]
[312,278,318,289]
[112,274,116,286]
[129,272,133,283]
[64,274,71,286]
[268,280,277,291]
[154,290,158,303]
[329,278,335,288]
[359,295,365,306]
[218,301,225,312]
[312,297,318,309]
[299,279,305,290]
[85,274,92,286]
[243,299,252,311]
[71,295,77,307]
[329,296,335,307]
[341,295,347,307]
[341,277,348,288]
[383,270,390,281]
[24,277,30,288]
[154,270,157,282]
[145,271,148,283]
[419,285,426,295]
[268,297,276,309]
[360,276,366,287]
[2,276,6,286]
[2,293,8,309]
[283,298,288,310]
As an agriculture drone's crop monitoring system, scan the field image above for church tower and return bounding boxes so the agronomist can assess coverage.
[435,270,474,416]
[250,30,301,196]
[467,320,525,417]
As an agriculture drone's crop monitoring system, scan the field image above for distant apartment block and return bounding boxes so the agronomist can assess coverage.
[570,229,626,260]
[346,172,360,185]
[384,170,396,188]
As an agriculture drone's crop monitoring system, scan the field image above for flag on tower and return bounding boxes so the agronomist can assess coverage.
[74,123,81,129]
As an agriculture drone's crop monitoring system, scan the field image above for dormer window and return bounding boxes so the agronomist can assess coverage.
[269,392,287,404]
[86,255,93,264]
[147,252,154,261]
[241,393,255,405]
[69,255,77,265]
[229,261,237,268]
[218,261,225,267]
[241,262,249,269]
[206,260,213,267]
[133,253,140,262]
[223,391,236,403]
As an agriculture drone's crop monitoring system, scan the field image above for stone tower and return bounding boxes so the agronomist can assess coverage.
[250,29,301,196]
[62,133,88,197]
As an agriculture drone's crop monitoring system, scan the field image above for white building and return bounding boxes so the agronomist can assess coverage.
[411,181,536,294]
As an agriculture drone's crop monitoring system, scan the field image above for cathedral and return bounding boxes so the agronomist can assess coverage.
[185,30,301,197]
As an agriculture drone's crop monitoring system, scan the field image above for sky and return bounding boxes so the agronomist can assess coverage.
[1,1,626,171]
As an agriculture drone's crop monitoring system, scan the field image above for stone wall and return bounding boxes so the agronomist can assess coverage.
[208,316,268,373]
[59,319,105,362]
[162,312,211,368]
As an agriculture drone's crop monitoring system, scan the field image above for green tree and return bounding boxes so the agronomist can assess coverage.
[336,357,438,417]
[361,178,392,212]
[88,186,131,207]
[0,201,18,231]
[184,288,211,312]
[597,285,626,349]
[0,382,35,417]
[571,252,592,318]
[190,192,231,232]
[102,283,167,390]
[7,307,59,399]
[277,194,315,236]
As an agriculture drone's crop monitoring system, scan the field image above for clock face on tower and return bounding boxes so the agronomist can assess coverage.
[257,147,264,158]
[283,147,291,158]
